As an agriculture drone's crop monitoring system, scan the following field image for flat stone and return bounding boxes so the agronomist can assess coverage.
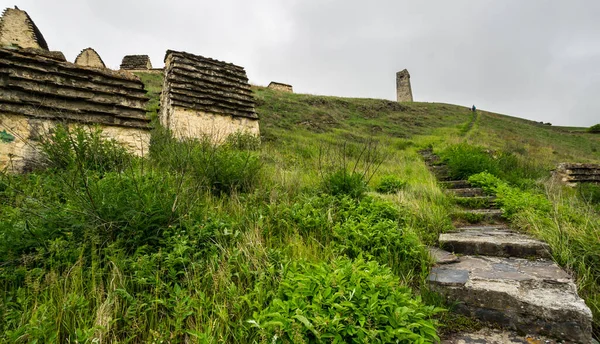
[458,208,503,220]
[441,328,562,344]
[441,180,471,189]
[451,188,485,197]
[429,246,460,264]
[440,226,551,259]
[454,196,497,209]
[429,256,593,343]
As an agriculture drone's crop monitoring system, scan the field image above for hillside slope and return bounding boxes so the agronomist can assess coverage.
[1,75,598,342]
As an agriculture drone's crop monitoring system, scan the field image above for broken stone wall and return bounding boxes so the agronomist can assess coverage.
[554,163,600,186]
[268,82,293,93]
[160,50,259,143]
[396,69,413,102]
[0,47,151,172]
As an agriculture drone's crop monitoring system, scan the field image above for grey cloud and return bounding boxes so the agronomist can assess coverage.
[9,0,600,126]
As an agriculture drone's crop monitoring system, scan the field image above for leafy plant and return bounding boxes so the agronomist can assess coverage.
[251,257,442,343]
[375,175,406,194]
[39,124,132,173]
[469,172,552,219]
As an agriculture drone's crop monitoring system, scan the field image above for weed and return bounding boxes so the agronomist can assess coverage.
[39,124,132,173]
[251,257,443,343]
[375,175,406,194]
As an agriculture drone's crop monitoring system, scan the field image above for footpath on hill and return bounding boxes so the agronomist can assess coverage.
[420,148,594,343]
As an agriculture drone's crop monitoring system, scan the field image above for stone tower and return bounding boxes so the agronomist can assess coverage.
[0,6,48,50]
[396,69,413,102]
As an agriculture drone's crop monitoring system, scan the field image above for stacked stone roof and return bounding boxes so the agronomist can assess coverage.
[120,55,152,70]
[162,50,257,119]
[0,47,150,129]
[74,47,106,68]
[555,163,600,184]
[0,7,48,50]
[268,81,292,88]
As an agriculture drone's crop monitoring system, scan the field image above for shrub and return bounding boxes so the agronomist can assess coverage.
[577,183,600,205]
[375,175,406,194]
[438,143,545,185]
[318,141,385,199]
[588,124,600,133]
[150,129,262,195]
[333,197,425,277]
[438,144,499,180]
[251,257,442,343]
[321,169,367,199]
[39,124,132,173]
[225,131,261,150]
[469,172,551,219]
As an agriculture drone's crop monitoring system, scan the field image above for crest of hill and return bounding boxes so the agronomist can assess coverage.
[162,50,257,119]
[250,86,599,164]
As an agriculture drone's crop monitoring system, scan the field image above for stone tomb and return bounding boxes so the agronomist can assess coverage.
[268,81,293,93]
[554,162,600,186]
[0,47,151,172]
[396,69,413,102]
[74,47,106,68]
[0,6,48,50]
[159,50,259,142]
[120,55,152,71]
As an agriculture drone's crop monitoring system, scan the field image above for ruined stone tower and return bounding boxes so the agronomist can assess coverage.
[396,69,413,102]
[74,47,106,68]
[0,6,48,50]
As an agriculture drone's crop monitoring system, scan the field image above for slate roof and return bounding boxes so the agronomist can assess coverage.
[162,50,257,119]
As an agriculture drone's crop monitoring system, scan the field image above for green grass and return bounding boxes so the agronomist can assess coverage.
[1,74,599,342]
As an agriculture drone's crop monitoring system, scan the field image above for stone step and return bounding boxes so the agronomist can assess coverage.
[440,180,471,189]
[429,255,593,342]
[428,246,459,264]
[440,226,551,259]
[453,209,504,223]
[450,188,485,197]
[454,196,496,209]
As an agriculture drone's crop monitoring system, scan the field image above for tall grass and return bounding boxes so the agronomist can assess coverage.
[0,125,445,342]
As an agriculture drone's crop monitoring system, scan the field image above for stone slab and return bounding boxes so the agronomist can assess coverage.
[450,188,485,197]
[441,180,472,189]
[440,226,551,259]
[441,328,562,344]
[429,247,460,264]
[429,256,593,342]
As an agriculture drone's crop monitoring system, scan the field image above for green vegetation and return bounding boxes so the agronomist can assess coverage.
[589,123,600,133]
[375,175,407,194]
[468,171,600,330]
[251,257,442,343]
[1,79,600,341]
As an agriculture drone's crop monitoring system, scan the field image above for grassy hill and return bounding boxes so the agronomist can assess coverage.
[0,75,598,342]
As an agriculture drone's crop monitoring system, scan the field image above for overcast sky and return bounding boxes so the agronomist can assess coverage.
[9,0,600,126]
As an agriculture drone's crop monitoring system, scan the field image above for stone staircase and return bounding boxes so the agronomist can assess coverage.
[419,148,594,343]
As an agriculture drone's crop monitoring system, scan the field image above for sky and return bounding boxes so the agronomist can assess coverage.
[7,0,600,126]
